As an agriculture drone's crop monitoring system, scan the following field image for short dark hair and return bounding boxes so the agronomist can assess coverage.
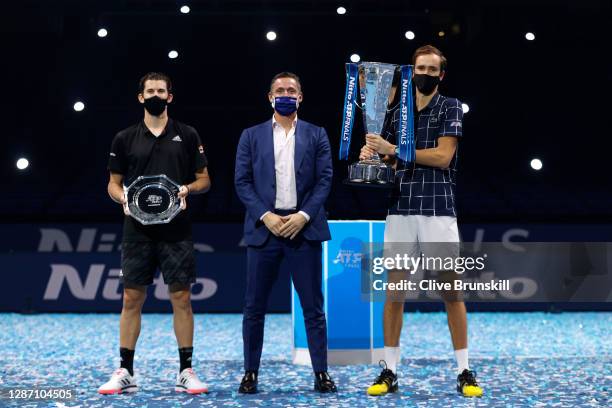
[270,72,302,92]
[138,72,173,94]
[412,45,447,72]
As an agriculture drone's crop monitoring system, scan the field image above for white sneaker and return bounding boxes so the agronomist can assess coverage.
[175,368,208,394]
[98,368,138,394]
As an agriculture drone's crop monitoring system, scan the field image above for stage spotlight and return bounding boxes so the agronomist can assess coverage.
[73,101,85,112]
[97,28,108,38]
[462,103,470,113]
[168,50,179,59]
[405,31,415,40]
[350,54,360,63]
[337,6,347,15]
[530,158,543,171]
[525,32,535,41]
[16,158,29,170]
[266,31,277,41]
[438,31,445,37]
[180,5,190,14]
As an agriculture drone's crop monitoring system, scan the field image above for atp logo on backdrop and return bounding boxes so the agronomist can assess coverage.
[333,249,363,268]
[332,237,365,272]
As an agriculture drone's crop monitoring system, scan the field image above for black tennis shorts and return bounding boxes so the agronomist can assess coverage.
[120,241,196,288]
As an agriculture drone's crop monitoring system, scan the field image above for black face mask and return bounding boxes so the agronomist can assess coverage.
[413,74,441,96]
[143,95,168,116]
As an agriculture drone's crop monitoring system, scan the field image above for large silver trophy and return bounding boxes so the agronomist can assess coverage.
[123,174,182,225]
[339,61,414,188]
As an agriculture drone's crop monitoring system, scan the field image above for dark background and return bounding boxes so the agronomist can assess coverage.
[3,0,611,224]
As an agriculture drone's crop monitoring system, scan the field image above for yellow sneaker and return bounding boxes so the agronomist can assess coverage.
[456,369,483,397]
[366,361,398,396]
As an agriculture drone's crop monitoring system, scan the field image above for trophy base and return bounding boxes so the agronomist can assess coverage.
[346,160,395,188]
[342,179,395,189]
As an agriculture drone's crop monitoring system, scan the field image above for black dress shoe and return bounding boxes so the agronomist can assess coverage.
[238,371,258,394]
[314,371,337,393]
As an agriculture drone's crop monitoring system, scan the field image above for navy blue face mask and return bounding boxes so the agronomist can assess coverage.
[272,96,299,116]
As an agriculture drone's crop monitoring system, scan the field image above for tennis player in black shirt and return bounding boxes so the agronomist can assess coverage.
[99,72,210,395]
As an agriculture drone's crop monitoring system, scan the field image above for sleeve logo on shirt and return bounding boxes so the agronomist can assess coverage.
[198,145,204,154]
[450,121,462,127]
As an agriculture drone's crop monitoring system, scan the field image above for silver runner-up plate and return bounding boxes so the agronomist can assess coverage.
[123,174,182,225]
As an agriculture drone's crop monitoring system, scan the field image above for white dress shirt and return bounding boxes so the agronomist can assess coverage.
[260,115,310,222]
[273,115,297,209]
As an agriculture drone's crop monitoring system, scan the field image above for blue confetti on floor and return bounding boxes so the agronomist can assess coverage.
[0,312,610,407]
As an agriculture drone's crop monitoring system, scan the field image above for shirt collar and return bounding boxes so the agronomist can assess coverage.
[423,93,442,110]
[141,118,173,137]
[272,114,298,128]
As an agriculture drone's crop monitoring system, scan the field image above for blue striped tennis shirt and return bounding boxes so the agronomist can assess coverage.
[384,93,464,217]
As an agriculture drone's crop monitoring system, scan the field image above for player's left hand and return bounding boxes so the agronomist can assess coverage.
[279,213,308,240]
[178,185,189,210]
[366,134,395,155]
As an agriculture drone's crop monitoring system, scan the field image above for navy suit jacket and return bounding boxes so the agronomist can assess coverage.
[235,118,333,246]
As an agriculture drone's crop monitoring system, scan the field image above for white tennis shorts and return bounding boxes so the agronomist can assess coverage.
[383,214,460,259]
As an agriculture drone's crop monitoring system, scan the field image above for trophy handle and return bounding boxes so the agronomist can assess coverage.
[368,151,382,163]
[365,136,382,163]
[368,154,382,163]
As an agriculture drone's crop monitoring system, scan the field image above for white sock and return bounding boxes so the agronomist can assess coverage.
[454,348,469,374]
[384,346,400,373]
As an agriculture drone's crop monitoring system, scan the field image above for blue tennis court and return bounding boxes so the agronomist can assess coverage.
[1,312,609,407]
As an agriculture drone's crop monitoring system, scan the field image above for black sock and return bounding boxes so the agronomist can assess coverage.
[120,347,135,376]
[179,347,193,372]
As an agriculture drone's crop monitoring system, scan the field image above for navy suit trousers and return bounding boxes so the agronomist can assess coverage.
[243,233,327,373]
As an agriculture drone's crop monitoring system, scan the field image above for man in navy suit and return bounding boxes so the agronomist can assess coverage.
[234,72,336,393]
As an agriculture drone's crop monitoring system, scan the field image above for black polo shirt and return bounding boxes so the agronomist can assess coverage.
[108,118,208,242]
